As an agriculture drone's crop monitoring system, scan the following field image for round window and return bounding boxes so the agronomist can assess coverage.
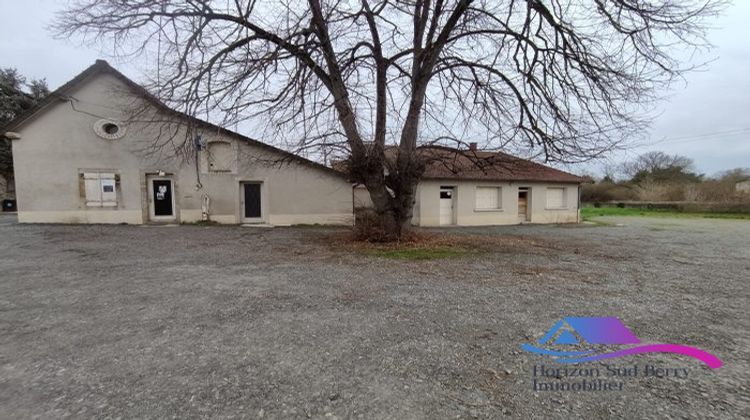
[94,119,126,140]
[103,123,119,135]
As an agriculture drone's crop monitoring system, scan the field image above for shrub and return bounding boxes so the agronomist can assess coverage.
[581,182,636,203]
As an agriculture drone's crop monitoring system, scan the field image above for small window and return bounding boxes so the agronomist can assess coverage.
[102,123,119,135]
[83,172,117,207]
[93,119,126,140]
[546,187,566,209]
[206,141,234,172]
[475,186,501,210]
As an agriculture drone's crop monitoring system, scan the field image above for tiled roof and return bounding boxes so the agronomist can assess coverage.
[414,146,585,183]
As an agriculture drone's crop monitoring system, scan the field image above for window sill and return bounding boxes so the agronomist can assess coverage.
[474,208,504,212]
[545,207,569,211]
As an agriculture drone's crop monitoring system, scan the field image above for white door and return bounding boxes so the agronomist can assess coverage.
[439,187,454,225]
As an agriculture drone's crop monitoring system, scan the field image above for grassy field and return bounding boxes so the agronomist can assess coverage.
[581,206,750,220]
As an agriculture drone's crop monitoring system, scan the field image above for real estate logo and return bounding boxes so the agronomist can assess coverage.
[521,317,722,391]
[522,317,722,368]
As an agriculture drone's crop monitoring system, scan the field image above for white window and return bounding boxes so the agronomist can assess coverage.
[546,187,566,209]
[83,172,117,207]
[207,141,234,172]
[475,186,502,210]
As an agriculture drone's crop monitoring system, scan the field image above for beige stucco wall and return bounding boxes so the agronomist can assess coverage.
[414,180,579,226]
[353,186,373,209]
[11,72,353,225]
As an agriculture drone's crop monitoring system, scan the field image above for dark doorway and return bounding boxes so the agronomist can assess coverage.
[152,179,174,217]
[243,183,262,219]
[518,188,529,222]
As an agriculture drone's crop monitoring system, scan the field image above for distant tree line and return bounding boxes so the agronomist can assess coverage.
[0,68,50,182]
[582,151,750,204]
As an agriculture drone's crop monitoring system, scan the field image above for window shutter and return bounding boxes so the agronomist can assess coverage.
[476,187,500,209]
[100,173,117,207]
[546,188,566,208]
[83,173,102,207]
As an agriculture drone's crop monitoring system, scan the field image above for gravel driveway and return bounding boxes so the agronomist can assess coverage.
[0,214,748,419]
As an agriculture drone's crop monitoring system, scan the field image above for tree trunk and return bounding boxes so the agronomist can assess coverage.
[361,159,420,240]
[367,185,418,240]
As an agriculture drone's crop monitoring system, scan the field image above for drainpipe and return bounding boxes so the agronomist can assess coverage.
[193,134,210,221]
[194,135,203,189]
[577,183,582,223]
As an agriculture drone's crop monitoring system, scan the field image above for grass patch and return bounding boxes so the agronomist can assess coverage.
[362,246,474,260]
[349,232,481,260]
[325,230,560,261]
[581,207,750,220]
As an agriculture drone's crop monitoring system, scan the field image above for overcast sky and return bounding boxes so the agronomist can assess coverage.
[1,0,748,177]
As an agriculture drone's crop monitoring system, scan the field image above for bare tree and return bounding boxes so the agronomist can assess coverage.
[714,167,750,183]
[55,0,723,238]
[619,150,700,183]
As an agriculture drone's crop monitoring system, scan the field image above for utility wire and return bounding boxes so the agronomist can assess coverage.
[650,127,750,146]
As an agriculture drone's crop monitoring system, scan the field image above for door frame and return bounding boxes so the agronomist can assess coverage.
[439,185,456,226]
[518,187,531,223]
[239,181,266,224]
[147,176,177,222]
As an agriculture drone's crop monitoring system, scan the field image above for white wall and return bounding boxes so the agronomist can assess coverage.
[353,185,373,209]
[415,180,579,226]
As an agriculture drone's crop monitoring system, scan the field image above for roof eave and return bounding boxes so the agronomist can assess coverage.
[421,176,585,184]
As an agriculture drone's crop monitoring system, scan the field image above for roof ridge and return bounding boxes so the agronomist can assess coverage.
[1,60,345,179]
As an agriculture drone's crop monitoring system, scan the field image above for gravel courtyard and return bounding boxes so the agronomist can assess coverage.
[0,214,748,419]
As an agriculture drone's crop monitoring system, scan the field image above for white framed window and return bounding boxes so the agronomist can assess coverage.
[83,172,117,207]
[475,186,502,210]
[546,187,567,209]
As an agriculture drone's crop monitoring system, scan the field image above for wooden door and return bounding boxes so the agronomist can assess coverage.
[518,191,528,222]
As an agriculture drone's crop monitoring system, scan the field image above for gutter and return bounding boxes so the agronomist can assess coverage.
[577,183,582,223]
